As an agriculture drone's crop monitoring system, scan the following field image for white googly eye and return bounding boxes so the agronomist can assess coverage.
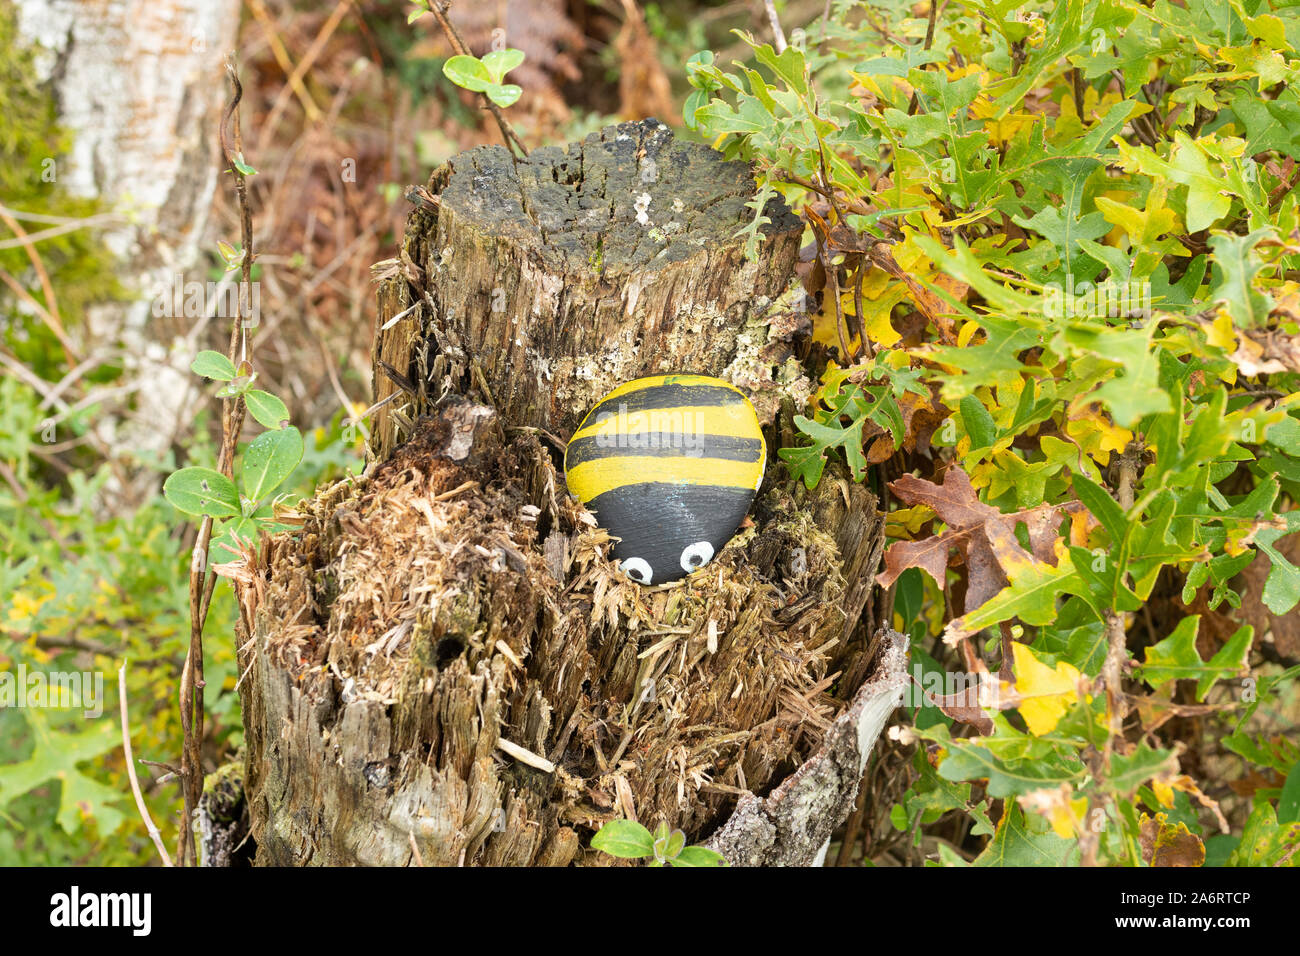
[621,557,653,584]
[680,541,715,573]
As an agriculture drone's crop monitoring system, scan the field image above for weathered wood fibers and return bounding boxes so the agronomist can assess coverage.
[239,403,895,865]
[706,632,909,866]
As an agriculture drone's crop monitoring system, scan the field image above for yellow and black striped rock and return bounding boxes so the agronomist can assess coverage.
[564,374,765,585]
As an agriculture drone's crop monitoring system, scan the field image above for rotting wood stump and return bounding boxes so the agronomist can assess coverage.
[231,119,907,867]
[369,117,808,453]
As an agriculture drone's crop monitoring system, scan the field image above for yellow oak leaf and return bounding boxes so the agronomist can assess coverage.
[1019,784,1089,838]
[7,587,54,624]
[1045,795,1090,838]
[1065,408,1133,466]
[1069,506,1097,547]
[845,288,906,348]
[885,504,934,538]
[811,284,907,352]
[970,93,1037,145]
[1006,642,1083,736]
[1207,311,1236,351]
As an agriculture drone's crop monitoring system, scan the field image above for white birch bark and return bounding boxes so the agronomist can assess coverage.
[14,0,241,497]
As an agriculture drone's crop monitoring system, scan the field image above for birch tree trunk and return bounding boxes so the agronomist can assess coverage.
[14,0,241,502]
[233,119,906,867]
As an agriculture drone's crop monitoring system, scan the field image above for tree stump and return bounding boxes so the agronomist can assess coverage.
[369,118,807,454]
[233,119,906,867]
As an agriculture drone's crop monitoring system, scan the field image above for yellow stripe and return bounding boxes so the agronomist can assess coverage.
[571,403,759,443]
[593,374,744,408]
[567,455,763,501]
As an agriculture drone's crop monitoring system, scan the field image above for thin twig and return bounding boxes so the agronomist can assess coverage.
[906,2,941,115]
[816,225,854,363]
[255,0,352,155]
[763,0,788,52]
[0,205,70,365]
[119,662,174,867]
[1269,161,1300,211]
[428,2,529,158]
[852,257,871,358]
[245,0,324,122]
[771,170,873,215]
[177,56,256,867]
[0,267,76,366]
[923,1,939,49]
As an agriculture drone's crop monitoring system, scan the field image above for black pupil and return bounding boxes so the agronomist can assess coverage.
[689,554,702,566]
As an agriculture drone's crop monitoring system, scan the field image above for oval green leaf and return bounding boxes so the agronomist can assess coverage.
[240,426,303,503]
[671,845,728,867]
[683,88,708,127]
[486,83,522,108]
[164,467,240,518]
[210,517,260,561]
[480,48,524,83]
[245,389,290,429]
[191,351,237,381]
[442,55,493,93]
[590,819,654,859]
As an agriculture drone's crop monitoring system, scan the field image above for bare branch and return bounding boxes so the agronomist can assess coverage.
[764,0,788,52]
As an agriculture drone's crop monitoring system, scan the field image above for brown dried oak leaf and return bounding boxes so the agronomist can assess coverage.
[877,466,1080,616]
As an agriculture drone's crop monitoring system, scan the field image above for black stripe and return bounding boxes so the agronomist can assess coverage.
[587,481,757,518]
[565,433,763,469]
[591,383,746,416]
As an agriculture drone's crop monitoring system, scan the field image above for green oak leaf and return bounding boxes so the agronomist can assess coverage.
[0,709,124,838]
[1209,228,1276,329]
[1108,742,1179,796]
[973,804,1079,866]
[1254,510,1300,614]
[1228,802,1300,866]
[1140,615,1244,696]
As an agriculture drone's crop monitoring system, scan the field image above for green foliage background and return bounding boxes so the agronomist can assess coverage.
[685,0,1300,864]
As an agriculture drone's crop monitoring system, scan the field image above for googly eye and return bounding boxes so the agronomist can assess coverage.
[620,556,653,584]
[680,541,715,573]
